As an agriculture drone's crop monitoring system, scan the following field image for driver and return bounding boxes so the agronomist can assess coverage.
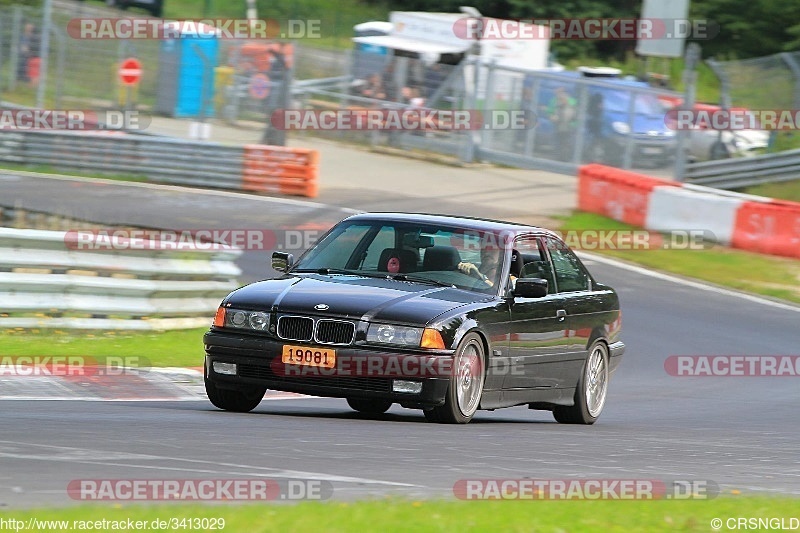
[458,245,503,287]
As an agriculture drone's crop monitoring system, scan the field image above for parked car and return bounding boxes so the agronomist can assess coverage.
[91,0,164,17]
[533,68,677,167]
[662,101,770,161]
[204,213,625,424]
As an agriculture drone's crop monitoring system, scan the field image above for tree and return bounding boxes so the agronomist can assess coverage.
[690,0,800,59]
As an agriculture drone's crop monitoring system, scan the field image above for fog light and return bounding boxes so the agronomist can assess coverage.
[212,362,237,375]
[393,380,422,394]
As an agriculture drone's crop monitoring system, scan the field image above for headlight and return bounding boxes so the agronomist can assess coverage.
[367,324,423,346]
[612,121,631,134]
[223,308,270,332]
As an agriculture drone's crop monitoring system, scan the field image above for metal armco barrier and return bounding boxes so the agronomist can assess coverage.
[0,227,242,330]
[684,148,800,190]
[0,130,319,198]
[242,145,319,198]
[578,164,800,260]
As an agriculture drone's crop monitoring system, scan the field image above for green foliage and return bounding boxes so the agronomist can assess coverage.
[690,0,800,59]
[0,0,39,5]
[6,497,800,532]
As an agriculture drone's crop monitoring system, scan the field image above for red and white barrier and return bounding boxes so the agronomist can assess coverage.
[578,164,800,259]
[732,199,800,258]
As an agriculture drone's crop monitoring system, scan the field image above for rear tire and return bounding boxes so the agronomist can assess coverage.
[346,397,392,415]
[553,341,609,425]
[205,378,266,413]
[429,333,485,424]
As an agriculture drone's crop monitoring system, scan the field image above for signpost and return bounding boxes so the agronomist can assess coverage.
[118,58,142,111]
[118,58,142,86]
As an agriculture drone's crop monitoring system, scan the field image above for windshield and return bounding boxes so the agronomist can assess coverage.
[602,90,666,115]
[291,221,509,294]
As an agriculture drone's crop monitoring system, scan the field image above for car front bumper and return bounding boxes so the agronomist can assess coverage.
[203,330,452,407]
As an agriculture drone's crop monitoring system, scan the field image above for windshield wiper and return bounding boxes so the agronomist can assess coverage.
[388,274,455,288]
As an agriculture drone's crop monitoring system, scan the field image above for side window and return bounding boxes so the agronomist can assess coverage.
[361,226,396,271]
[515,237,555,293]
[545,237,590,293]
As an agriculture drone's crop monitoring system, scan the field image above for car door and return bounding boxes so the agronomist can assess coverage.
[541,235,596,389]
[503,236,572,391]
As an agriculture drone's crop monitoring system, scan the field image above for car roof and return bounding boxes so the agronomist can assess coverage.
[343,212,557,237]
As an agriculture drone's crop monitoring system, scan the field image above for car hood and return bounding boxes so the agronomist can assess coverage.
[607,110,674,137]
[224,274,490,325]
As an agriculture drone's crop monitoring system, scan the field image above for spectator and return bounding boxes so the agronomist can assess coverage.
[547,86,577,161]
[18,23,39,84]
[424,63,446,99]
[360,73,386,101]
[585,92,605,161]
[381,60,397,101]
[401,86,424,107]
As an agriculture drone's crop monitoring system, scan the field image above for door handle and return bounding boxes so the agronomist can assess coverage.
[556,309,567,321]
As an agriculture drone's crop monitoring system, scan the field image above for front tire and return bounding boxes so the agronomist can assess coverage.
[346,397,392,415]
[427,333,485,424]
[205,378,266,413]
[553,341,609,425]
[710,140,730,160]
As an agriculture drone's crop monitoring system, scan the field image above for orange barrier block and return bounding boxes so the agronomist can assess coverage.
[242,145,319,198]
[732,199,800,259]
[577,164,680,227]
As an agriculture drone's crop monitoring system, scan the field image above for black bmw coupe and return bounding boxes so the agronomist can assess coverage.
[204,213,624,424]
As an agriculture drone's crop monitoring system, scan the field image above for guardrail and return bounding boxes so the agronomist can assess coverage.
[0,130,319,197]
[579,164,800,260]
[0,227,242,330]
[684,149,800,189]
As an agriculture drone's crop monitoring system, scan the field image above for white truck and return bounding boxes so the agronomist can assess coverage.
[352,8,555,103]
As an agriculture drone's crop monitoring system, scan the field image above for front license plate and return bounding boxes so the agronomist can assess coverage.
[642,147,663,155]
[281,345,336,369]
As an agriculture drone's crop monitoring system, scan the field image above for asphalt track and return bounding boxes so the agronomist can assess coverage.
[1,172,799,507]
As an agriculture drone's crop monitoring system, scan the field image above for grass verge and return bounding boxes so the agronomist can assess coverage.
[743,179,800,203]
[0,328,207,368]
[1,497,798,532]
[559,212,800,304]
[0,162,148,182]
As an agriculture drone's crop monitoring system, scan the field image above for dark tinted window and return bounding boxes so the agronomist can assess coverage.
[545,237,590,293]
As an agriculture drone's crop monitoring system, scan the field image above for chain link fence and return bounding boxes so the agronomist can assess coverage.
[0,2,345,124]
[290,55,678,174]
[1,3,161,109]
[706,51,800,154]
[0,2,678,176]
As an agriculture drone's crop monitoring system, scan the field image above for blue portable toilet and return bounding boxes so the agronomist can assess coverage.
[352,21,393,80]
[155,21,219,118]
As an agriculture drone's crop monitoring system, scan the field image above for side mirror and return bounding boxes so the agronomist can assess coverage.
[513,278,548,299]
[271,251,294,273]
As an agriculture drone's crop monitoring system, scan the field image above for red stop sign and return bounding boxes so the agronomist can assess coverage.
[119,58,142,85]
